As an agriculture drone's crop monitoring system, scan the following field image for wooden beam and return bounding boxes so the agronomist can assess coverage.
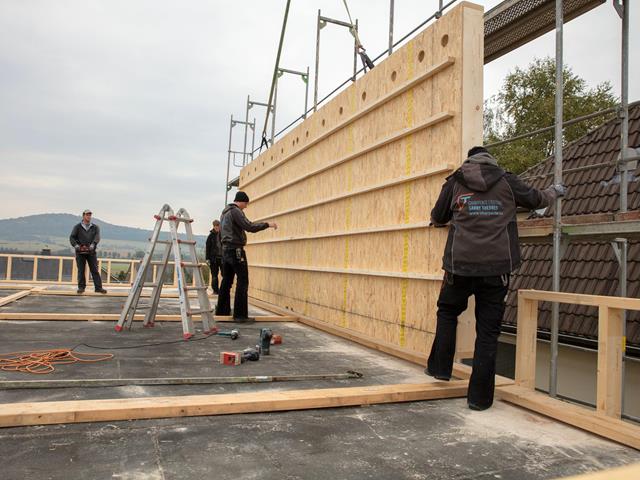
[497,384,640,450]
[553,463,640,480]
[0,289,33,307]
[597,306,623,418]
[29,289,197,299]
[0,381,469,428]
[250,263,443,281]
[519,289,640,311]
[0,313,296,322]
[514,296,538,389]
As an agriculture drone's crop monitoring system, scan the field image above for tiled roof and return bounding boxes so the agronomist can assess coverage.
[505,102,640,347]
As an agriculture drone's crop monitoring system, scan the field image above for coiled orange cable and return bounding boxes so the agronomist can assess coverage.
[0,349,114,374]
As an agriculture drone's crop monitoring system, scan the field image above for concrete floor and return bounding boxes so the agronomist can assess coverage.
[1,292,639,479]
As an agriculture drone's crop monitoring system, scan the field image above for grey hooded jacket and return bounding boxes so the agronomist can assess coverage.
[220,203,269,249]
[431,152,557,276]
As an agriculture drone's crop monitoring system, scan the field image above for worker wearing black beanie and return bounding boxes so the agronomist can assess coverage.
[216,191,278,321]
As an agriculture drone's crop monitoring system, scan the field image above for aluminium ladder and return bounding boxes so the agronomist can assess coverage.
[115,204,217,339]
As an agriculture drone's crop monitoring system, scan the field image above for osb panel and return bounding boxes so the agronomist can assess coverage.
[239,2,484,356]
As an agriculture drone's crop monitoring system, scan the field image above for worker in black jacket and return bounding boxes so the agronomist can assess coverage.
[215,191,277,321]
[205,219,223,294]
[69,209,107,294]
[425,146,564,410]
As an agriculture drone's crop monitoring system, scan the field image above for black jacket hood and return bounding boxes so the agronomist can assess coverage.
[454,152,505,192]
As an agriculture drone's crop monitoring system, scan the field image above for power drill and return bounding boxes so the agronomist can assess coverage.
[217,329,239,340]
[259,328,273,355]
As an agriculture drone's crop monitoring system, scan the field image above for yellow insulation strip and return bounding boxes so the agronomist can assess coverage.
[399,43,415,347]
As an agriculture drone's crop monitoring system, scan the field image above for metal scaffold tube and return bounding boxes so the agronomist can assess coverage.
[615,0,629,417]
[549,0,564,399]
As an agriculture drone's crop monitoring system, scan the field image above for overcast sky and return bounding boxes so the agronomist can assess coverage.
[0,1,637,234]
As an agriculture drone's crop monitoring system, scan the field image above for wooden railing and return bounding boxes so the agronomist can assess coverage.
[0,253,207,288]
[515,290,640,419]
[494,290,640,450]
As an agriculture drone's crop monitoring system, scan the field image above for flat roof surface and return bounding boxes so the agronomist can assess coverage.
[1,289,639,479]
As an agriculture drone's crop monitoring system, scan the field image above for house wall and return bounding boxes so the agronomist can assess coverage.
[238,3,484,355]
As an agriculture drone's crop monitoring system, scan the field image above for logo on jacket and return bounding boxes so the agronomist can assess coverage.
[455,193,474,210]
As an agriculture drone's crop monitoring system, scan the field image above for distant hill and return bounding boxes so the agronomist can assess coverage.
[0,213,207,255]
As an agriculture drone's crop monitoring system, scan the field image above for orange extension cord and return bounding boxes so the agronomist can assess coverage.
[0,349,114,374]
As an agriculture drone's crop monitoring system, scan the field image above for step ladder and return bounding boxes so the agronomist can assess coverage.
[115,204,218,339]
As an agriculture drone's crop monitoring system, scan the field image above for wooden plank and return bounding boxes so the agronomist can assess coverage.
[250,263,443,281]
[519,289,640,311]
[249,222,432,245]
[514,296,538,389]
[29,289,195,299]
[596,306,623,418]
[497,384,640,450]
[0,381,469,428]
[0,289,33,307]
[0,313,296,322]
[554,463,640,480]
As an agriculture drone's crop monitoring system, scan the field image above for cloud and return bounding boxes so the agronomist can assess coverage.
[0,1,637,235]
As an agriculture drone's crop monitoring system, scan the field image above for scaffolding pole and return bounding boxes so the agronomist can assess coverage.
[615,0,629,417]
[549,0,564,399]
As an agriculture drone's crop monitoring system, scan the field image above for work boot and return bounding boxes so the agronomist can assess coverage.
[424,367,450,381]
[468,402,491,411]
[95,288,107,294]
[233,317,255,324]
[77,288,85,294]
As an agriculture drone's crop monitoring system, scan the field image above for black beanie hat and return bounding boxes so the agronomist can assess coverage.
[234,191,250,203]
[467,146,489,157]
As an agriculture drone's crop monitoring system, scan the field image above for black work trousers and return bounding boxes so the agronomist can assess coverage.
[427,273,509,409]
[76,253,103,290]
[215,248,249,319]
[209,257,222,293]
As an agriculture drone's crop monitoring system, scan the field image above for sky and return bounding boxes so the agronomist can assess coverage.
[0,1,638,235]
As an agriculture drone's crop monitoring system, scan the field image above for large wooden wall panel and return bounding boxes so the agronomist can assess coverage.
[239,3,484,356]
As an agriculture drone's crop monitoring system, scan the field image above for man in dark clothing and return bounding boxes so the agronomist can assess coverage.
[215,191,277,322]
[69,209,107,294]
[425,146,564,410]
[205,219,223,294]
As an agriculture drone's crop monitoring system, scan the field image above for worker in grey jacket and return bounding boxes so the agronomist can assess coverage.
[215,191,277,321]
[425,146,564,410]
[69,209,107,294]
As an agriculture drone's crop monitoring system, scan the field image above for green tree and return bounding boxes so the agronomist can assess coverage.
[484,57,617,174]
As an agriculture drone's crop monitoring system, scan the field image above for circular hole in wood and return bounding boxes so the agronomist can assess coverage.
[281,148,284,154]
[441,34,449,47]
[270,155,273,162]
[418,50,425,62]
[322,119,326,127]
[391,70,397,81]
[292,139,295,147]
[296,137,299,144]
[262,161,264,166]
[339,106,343,115]
[361,91,366,102]
[305,130,309,138]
